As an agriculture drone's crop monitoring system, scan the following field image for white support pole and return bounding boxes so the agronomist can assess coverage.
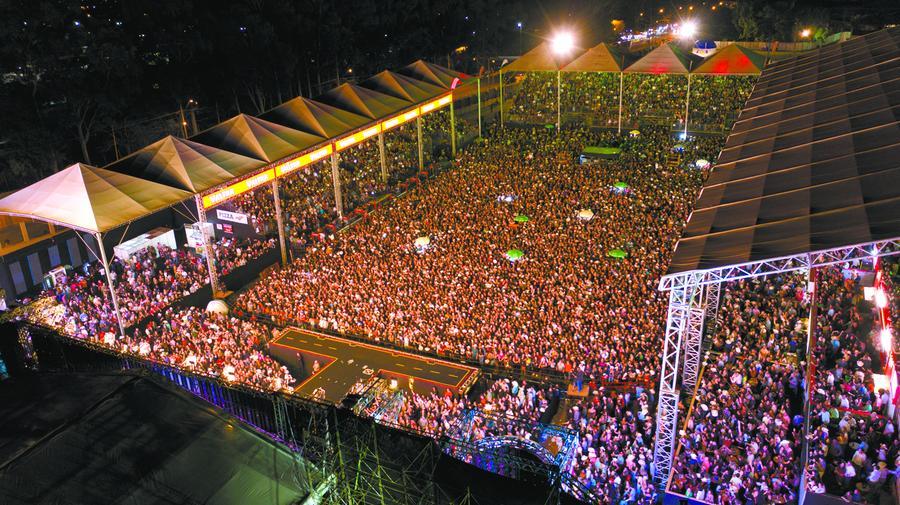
[271,179,287,266]
[499,70,504,128]
[618,72,624,134]
[684,72,692,137]
[195,195,221,296]
[556,70,562,133]
[330,152,343,221]
[416,116,424,170]
[477,77,482,139]
[95,232,126,338]
[450,95,457,157]
[377,132,387,183]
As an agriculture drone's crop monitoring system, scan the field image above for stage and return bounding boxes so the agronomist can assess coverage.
[269,328,479,404]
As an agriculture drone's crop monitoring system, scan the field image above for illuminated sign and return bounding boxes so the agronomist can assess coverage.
[275,145,333,177]
[381,108,420,132]
[202,168,275,208]
[336,125,381,151]
[420,94,452,114]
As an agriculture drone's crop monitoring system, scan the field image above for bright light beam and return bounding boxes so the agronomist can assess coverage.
[551,31,575,55]
[677,20,698,39]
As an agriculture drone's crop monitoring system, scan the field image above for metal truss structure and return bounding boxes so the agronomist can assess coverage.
[660,238,900,291]
[652,237,900,491]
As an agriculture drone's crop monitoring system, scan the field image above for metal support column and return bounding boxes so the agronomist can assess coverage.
[450,95,457,157]
[330,152,343,221]
[477,77,482,138]
[194,195,221,296]
[416,116,424,170]
[377,132,387,183]
[556,70,561,133]
[652,274,702,490]
[703,281,723,336]
[271,179,287,265]
[499,70,504,128]
[681,281,707,392]
[683,71,692,137]
[94,232,126,337]
[617,72,624,134]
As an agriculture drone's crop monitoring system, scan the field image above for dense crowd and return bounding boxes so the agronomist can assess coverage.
[237,125,710,385]
[506,72,755,132]
[806,267,899,501]
[671,274,809,503]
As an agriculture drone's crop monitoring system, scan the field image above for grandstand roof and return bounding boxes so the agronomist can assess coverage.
[398,59,467,89]
[105,136,267,193]
[362,70,448,102]
[259,96,370,138]
[317,82,413,120]
[191,114,325,163]
[503,41,576,72]
[692,44,766,75]
[0,163,191,234]
[561,43,624,72]
[624,43,696,74]
[666,27,900,278]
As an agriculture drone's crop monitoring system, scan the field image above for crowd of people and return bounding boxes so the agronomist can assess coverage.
[670,274,809,503]
[806,267,899,501]
[506,72,754,132]
[236,125,710,386]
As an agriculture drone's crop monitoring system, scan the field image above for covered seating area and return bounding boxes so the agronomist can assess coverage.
[500,39,766,132]
[0,60,469,331]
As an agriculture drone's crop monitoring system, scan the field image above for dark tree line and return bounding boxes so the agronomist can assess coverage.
[0,0,895,190]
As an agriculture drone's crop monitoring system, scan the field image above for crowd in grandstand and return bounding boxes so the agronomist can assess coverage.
[507,72,754,132]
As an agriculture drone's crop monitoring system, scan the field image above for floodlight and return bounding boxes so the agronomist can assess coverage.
[551,31,575,55]
[800,28,812,38]
[880,328,892,353]
[677,20,698,39]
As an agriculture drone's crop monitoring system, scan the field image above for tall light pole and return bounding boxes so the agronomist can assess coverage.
[550,31,575,134]
[517,22,523,55]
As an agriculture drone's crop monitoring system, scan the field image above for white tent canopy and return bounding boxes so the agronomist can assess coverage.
[0,163,193,234]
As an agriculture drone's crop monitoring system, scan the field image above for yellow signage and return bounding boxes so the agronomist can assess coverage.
[420,94,452,114]
[202,168,275,208]
[382,108,420,132]
[275,145,333,177]
[335,125,381,151]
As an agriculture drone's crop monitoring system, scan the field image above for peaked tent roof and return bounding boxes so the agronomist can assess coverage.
[503,41,578,72]
[191,114,325,163]
[104,136,267,193]
[0,163,191,233]
[624,43,695,74]
[561,43,624,72]
[361,70,447,103]
[316,83,412,120]
[259,97,370,139]
[693,44,766,75]
[666,27,900,277]
[398,60,468,89]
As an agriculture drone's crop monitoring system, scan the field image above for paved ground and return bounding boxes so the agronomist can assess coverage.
[269,328,478,403]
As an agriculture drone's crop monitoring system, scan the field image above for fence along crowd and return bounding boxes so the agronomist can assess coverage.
[11,69,900,503]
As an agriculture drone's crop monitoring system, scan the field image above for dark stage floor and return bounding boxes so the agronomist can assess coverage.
[270,328,478,403]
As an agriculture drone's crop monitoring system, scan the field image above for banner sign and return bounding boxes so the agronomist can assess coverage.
[216,209,249,225]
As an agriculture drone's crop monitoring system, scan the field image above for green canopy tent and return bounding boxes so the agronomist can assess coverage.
[514,215,529,223]
[608,248,628,259]
[506,249,525,261]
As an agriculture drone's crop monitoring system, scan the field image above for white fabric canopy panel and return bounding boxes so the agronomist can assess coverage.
[0,163,192,234]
